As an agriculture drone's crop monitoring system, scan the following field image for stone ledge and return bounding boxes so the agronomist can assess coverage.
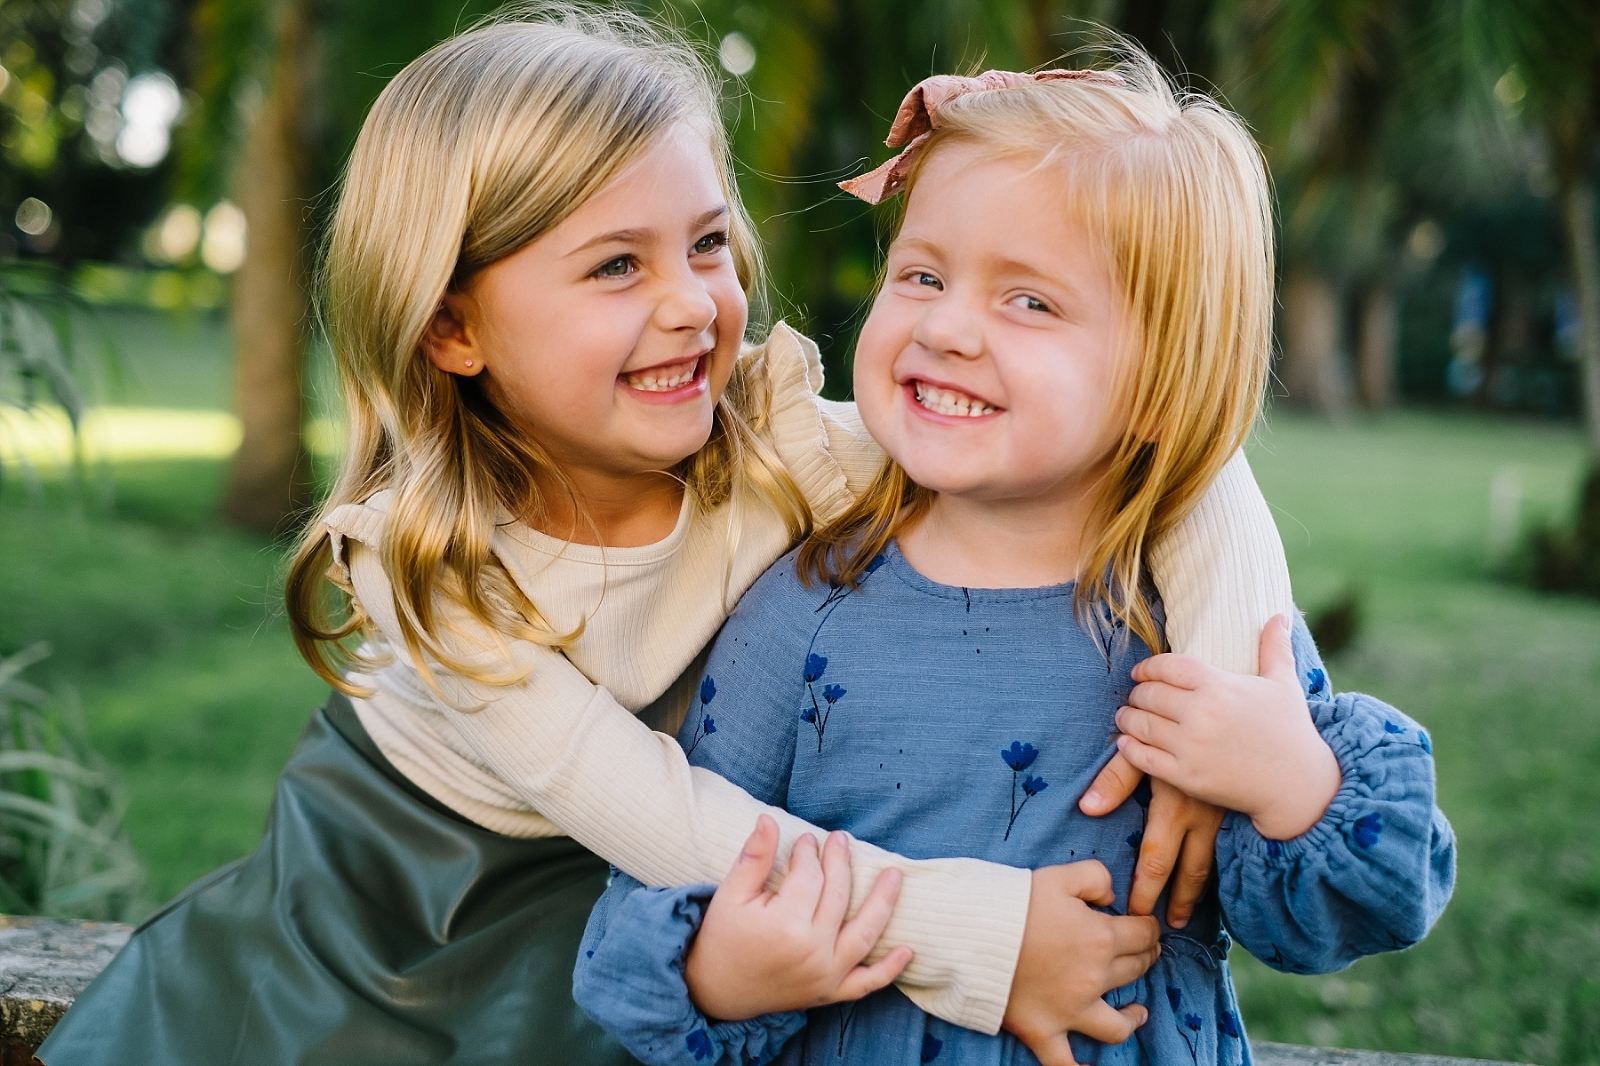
[0,915,130,1062]
[1256,1041,1529,1066]
[0,917,1533,1066]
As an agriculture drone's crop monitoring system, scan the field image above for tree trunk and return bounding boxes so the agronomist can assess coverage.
[1356,282,1396,409]
[223,0,313,531]
[1280,266,1351,416]
[1561,175,1600,460]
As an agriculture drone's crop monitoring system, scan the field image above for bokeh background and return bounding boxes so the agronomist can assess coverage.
[0,1,1597,1062]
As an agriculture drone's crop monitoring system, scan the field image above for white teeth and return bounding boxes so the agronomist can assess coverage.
[914,381,998,418]
[625,361,699,391]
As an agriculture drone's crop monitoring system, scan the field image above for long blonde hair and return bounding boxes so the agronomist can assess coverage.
[803,50,1274,654]
[287,6,808,698]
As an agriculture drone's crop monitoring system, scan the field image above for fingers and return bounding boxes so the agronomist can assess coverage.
[1047,859,1115,907]
[1106,938,1162,988]
[1131,652,1210,690]
[1164,825,1217,930]
[776,832,824,913]
[1116,705,1181,751]
[1126,817,1180,917]
[834,867,902,963]
[1017,1030,1084,1066]
[1115,734,1181,783]
[1126,680,1191,723]
[722,814,780,902]
[1258,613,1299,685]
[1109,912,1162,958]
[831,945,912,1002]
[1079,753,1144,816]
[813,831,853,928]
[1075,1000,1149,1046]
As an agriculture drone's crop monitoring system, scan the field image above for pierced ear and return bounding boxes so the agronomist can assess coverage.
[422,291,484,376]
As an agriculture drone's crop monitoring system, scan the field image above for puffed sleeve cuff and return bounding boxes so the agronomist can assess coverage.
[1218,691,1456,973]
[573,874,807,1066]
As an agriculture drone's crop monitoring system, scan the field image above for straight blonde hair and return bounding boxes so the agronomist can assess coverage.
[287,6,808,699]
[802,50,1274,654]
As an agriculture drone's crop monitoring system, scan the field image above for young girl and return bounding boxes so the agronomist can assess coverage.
[573,60,1456,1066]
[42,13,1299,1066]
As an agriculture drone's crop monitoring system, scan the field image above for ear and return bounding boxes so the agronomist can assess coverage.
[422,290,484,376]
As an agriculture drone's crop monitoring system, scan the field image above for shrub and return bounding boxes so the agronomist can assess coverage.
[0,643,142,920]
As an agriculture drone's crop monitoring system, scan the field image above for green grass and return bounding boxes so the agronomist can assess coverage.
[0,460,326,906]
[1237,411,1600,1066]
[3,304,1598,1062]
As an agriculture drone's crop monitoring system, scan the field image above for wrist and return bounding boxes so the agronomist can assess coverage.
[1248,739,1342,841]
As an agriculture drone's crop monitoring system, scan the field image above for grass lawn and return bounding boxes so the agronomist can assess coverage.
[1,308,1597,1062]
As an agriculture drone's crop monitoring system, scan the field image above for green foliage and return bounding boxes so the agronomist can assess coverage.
[0,643,142,920]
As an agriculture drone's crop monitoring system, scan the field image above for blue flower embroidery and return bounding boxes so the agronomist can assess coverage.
[686,1028,713,1060]
[1418,730,1432,754]
[1383,720,1406,734]
[1002,742,1038,771]
[804,654,828,683]
[801,655,843,751]
[1266,839,1283,860]
[1306,667,1327,697]
[685,675,718,756]
[1166,988,1200,1062]
[1218,1010,1241,1038]
[1003,744,1048,841]
[920,1033,943,1062]
[864,553,888,575]
[1353,812,1383,848]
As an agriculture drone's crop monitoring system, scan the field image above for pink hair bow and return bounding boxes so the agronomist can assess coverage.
[839,68,1124,204]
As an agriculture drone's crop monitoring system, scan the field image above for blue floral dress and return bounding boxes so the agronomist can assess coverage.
[573,543,1455,1066]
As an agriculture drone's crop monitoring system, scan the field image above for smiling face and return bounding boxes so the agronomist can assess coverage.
[854,140,1134,514]
[432,122,746,486]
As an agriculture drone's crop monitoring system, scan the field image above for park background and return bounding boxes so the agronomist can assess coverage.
[0,0,1598,1062]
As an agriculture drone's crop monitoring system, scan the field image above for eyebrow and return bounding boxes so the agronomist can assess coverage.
[565,205,730,258]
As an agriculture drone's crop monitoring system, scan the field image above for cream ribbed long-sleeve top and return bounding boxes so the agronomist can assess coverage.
[323,324,1292,1037]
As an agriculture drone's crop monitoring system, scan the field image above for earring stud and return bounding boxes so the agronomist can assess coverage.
[464,359,474,368]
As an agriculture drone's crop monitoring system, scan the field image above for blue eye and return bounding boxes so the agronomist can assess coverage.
[595,256,634,278]
[913,272,942,289]
[1014,294,1051,313]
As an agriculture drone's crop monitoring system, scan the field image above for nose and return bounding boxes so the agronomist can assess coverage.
[656,260,718,335]
[910,290,983,360]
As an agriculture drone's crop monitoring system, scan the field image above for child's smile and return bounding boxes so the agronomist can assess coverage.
[619,351,711,402]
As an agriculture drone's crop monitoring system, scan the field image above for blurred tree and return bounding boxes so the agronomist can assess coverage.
[0,0,184,264]
[1209,0,1421,415]
[1457,0,1600,460]
[177,0,501,530]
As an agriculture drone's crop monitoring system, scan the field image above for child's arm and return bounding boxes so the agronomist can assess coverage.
[340,539,1030,1036]
[1113,615,1457,972]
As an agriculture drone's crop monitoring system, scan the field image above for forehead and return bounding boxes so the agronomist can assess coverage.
[897,141,1107,274]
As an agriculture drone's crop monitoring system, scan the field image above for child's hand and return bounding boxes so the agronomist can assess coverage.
[1079,761,1223,929]
[683,815,913,1021]
[1114,614,1343,841]
[1002,861,1159,1066]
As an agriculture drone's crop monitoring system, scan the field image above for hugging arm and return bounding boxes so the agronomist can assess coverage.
[338,534,1028,1034]
[1082,449,1297,923]
[1215,623,1457,973]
